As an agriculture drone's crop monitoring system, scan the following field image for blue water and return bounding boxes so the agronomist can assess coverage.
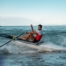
[0,26,66,66]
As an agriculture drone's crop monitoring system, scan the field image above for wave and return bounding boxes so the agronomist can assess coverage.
[0,40,66,55]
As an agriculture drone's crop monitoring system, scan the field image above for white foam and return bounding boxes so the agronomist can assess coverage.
[0,40,41,54]
[39,42,66,50]
[0,41,66,54]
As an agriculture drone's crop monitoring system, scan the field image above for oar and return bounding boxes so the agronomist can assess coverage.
[30,24,34,31]
[0,33,24,48]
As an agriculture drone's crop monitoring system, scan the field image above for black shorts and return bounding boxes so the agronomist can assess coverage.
[32,39,38,43]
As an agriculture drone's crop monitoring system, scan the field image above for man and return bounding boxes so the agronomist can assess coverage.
[21,24,43,43]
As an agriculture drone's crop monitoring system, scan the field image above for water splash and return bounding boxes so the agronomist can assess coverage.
[0,41,66,54]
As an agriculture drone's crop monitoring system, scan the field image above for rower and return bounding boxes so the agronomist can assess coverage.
[21,24,43,43]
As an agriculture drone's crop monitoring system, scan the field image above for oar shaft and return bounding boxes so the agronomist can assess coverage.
[0,33,24,48]
[31,25,34,31]
[0,40,12,47]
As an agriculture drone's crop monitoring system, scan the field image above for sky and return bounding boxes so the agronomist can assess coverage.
[0,0,66,26]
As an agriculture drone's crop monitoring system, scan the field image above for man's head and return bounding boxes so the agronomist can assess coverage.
[38,24,42,30]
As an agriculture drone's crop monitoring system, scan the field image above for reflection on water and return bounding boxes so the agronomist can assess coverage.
[0,55,6,66]
[0,52,66,66]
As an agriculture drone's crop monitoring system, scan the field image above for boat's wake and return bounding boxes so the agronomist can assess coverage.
[0,41,66,54]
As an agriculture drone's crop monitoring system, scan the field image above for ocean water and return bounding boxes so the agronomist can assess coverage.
[0,26,66,66]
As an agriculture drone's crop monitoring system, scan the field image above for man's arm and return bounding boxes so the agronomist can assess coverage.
[30,24,38,35]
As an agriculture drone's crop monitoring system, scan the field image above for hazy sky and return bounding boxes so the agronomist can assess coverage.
[0,0,66,26]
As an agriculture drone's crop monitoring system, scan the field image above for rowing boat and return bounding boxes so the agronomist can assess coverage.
[0,33,43,45]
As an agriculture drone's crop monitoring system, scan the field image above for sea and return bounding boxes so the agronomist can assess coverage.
[0,26,66,66]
